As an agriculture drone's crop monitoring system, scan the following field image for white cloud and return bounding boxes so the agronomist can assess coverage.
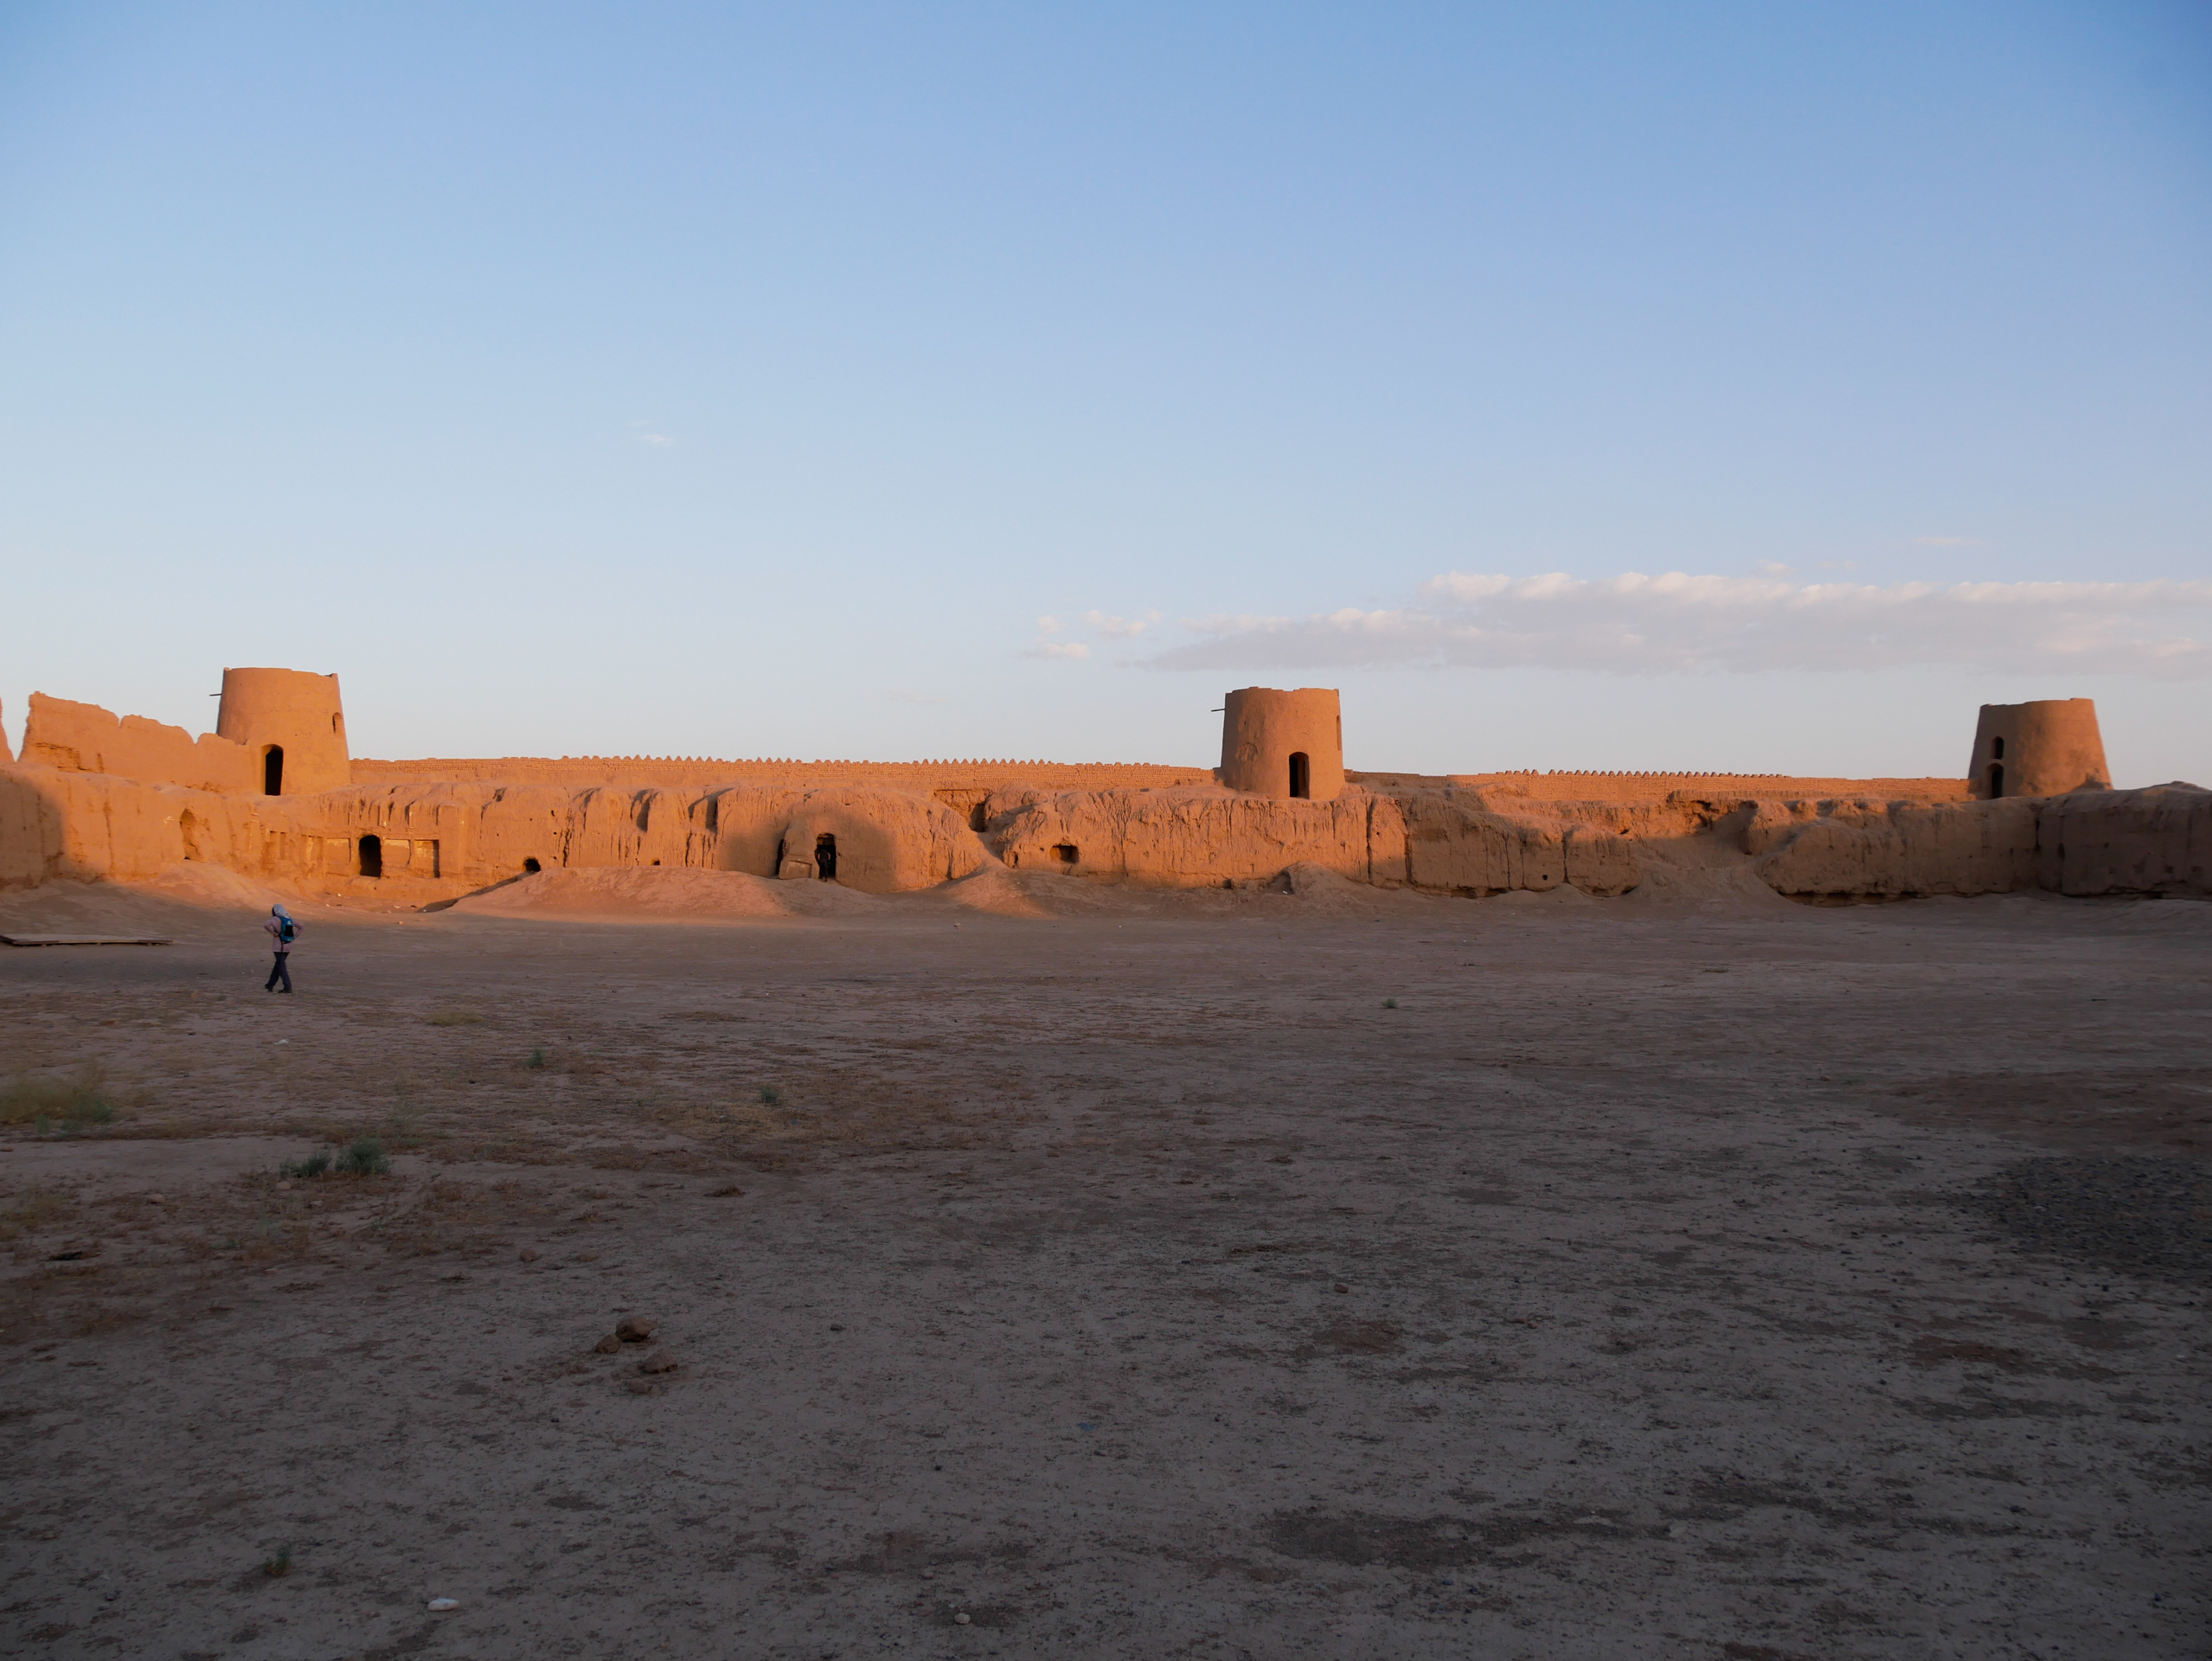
[1026,640,1090,660]
[1082,609,1163,638]
[1754,561,1796,576]
[638,433,675,446]
[1141,572,2212,677]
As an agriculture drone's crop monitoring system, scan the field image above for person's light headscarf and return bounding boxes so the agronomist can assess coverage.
[272,904,292,920]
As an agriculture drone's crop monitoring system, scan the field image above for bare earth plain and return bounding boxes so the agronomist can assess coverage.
[0,865,2206,1661]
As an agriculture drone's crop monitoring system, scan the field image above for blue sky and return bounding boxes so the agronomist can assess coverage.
[3,3,2208,781]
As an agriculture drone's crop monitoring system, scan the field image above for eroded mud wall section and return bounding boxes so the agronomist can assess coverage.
[19,695,257,795]
[2036,786,2212,896]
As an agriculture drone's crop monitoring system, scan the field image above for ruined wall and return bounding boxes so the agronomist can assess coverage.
[18,694,258,794]
[1748,798,2042,898]
[1407,771,1972,805]
[2036,786,2212,897]
[4,762,2203,904]
[984,786,1384,887]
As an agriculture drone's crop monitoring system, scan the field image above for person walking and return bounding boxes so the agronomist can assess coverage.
[263,904,300,993]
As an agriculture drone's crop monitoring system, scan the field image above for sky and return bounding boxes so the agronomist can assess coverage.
[3,2,2208,782]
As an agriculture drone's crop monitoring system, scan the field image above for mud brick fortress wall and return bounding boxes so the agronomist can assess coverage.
[2,677,2203,903]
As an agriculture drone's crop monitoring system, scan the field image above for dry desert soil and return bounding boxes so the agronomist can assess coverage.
[0,865,2206,1660]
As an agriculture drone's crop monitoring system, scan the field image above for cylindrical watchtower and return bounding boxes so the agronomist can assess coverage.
[1219,686,1344,802]
[1968,698,2110,800]
[216,668,351,796]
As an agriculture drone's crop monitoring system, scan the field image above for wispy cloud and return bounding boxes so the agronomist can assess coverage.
[1082,609,1163,638]
[1140,572,2212,677]
[638,433,675,446]
[1023,616,1090,660]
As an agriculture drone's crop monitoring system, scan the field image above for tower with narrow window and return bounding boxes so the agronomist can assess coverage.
[1219,686,1344,802]
[215,667,352,796]
[1968,698,2109,800]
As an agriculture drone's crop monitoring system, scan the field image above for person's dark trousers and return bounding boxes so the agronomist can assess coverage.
[266,953,292,992]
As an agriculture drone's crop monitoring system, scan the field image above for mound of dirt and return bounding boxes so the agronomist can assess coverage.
[930,866,1053,919]
[0,868,305,945]
[446,865,881,921]
[1485,883,1600,909]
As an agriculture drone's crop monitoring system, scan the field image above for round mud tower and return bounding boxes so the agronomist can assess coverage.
[216,667,352,796]
[1219,687,1343,802]
[1968,699,2110,800]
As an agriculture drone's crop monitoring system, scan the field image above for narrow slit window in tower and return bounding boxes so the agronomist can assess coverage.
[263,746,284,796]
[1992,736,2005,760]
[359,834,382,878]
[1988,763,2004,798]
[814,833,837,881]
[1288,752,1311,799]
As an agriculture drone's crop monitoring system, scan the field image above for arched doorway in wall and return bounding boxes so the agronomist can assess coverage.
[1987,764,2004,798]
[814,833,838,881]
[1288,752,1311,799]
[359,834,382,878]
[263,746,285,796]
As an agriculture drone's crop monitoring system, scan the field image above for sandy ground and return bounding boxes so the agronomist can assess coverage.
[0,867,2206,1661]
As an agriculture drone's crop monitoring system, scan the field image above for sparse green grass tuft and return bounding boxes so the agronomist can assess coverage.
[760,1086,784,1107]
[427,1010,485,1027]
[336,1137,391,1177]
[263,1543,292,1578]
[527,1048,548,1069]
[279,1151,332,1179]
[1383,997,1398,1009]
[2,1067,119,1132]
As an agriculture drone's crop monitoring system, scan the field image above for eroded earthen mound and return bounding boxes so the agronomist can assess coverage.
[448,866,881,921]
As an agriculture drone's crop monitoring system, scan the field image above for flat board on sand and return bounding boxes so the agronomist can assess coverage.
[0,933,173,947]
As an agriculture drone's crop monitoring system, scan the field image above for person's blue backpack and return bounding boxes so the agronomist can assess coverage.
[279,916,297,944]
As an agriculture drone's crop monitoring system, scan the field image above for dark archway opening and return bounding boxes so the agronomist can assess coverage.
[1988,763,2004,798]
[970,802,989,833]
[1288,751,1311,799]
[814,833,837,881]
[359,833,382,878]
[523,856,542,874]
[1051,843,1078,869]
[263,746,285,796]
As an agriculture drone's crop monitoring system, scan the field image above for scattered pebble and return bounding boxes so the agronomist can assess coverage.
[616,1316,657,1344]
[1333,1284,1350,1293]
[954,1612,971,1625]
[519,1248,541,1262]
[427,1596,459,1612]
[146,1193,164,1204]
[626,1378,661,1395]
[638,1349,679,1375]
[593,1335,622,1355]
